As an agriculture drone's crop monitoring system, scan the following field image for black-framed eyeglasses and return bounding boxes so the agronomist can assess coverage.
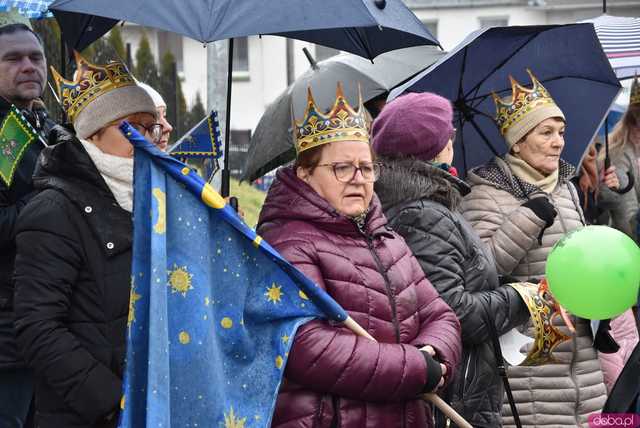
[129,122,163,144]
[316,161,382,183]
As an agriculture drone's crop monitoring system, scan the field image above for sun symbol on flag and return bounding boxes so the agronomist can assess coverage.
[223,407,246,428]
[167,264,194,297]
[265,283,283,304]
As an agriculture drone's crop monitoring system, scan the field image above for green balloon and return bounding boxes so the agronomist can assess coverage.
[546,225,640,320]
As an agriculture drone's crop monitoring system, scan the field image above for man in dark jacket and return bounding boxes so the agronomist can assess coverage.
[0,10,56,428]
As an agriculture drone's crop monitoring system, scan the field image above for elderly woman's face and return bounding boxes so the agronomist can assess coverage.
[515,117,565,175]
[297,141,375,217]
[156,106,173,151]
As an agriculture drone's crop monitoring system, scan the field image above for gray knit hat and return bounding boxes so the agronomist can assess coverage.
[51,51,157,139]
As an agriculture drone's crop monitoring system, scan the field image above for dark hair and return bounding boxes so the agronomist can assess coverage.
[0,24,43,46]
[294,144,324,173]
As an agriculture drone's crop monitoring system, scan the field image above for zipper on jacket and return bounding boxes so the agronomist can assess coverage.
[359,227,401,343]
[569,316,581,426]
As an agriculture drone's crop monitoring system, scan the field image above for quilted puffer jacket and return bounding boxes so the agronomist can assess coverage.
[257,166,462,428]
[375,157,530,427]
[599,309,639,392]
[460,156,608,428]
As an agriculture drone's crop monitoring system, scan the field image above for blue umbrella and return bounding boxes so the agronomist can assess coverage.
[49,0,438,196]
[389,24,621,175]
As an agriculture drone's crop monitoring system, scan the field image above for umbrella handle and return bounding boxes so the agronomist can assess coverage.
[423,393,473,428]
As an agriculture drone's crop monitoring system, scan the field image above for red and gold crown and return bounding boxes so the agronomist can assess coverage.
[630,75,640,106]
[508,281,571,366]
[293,83,369,154]
[50,51,137,123]
[492,69,560,137]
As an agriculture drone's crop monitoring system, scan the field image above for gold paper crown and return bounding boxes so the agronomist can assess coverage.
[509,282,571,366]
[50,51,137,123]
[293,83,369,154]
[630,75,640,106]
[492,69,558,136]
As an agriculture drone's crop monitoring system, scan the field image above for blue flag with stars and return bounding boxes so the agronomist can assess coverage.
[119,122,347,428]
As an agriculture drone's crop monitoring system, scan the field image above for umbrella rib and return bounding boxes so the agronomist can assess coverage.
[462,32,541,100]
[456,46,468,101]
[353,27,376,60]
[468,118,500,157]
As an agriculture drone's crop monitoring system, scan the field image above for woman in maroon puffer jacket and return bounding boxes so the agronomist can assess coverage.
[257,85,462,428]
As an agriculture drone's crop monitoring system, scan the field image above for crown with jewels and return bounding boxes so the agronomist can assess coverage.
[50,51,137,123]
[630,75,640,106]
[492,69,559,136]
[293,83,369,154]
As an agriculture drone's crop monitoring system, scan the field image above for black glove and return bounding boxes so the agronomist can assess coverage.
[594,319,620,354]
[420,351,443,392]
[522,197,557,244]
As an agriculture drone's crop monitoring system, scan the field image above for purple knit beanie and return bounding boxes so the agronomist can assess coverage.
[371,92,454,162]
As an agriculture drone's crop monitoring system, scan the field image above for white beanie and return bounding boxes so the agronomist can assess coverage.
[138,82,166,108]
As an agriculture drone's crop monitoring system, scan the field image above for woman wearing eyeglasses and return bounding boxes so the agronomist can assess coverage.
[12,53,157,428]
[372,92,531,428]
[256,85,461,428]
[139,82,174,151]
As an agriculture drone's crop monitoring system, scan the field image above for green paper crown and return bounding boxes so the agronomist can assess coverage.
[0,106,38,187]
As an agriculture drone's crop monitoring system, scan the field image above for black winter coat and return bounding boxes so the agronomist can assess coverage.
[0,96,57,369]
[375,157,529,428]
[13,129,131,428]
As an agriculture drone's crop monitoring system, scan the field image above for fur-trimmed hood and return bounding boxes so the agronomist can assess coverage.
[375,156,470,212]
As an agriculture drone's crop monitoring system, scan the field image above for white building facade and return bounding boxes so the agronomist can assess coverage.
[119,0,640,146]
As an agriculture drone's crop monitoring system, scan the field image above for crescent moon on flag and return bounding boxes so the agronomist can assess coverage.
[152,187,166,235]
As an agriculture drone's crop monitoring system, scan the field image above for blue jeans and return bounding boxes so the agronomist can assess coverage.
[0,368,33,428]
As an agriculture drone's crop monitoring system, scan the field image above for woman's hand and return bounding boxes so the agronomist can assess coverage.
[602,166,620,190]
[419,345,447,390]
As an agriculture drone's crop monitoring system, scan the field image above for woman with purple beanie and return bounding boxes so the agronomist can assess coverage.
[372,92,530,427]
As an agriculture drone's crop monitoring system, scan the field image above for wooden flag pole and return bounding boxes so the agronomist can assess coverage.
[342,316,473,428]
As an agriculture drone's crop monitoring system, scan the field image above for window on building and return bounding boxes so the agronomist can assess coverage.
[232,37,249,72]
[479,17,509,29]
[422,20,438,39]
[315,44,340,62]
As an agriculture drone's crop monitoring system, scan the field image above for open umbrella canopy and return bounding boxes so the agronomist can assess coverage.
[0,1,116,50]
[49,0,438,59]
[389,24,621,175]
[580,14,640,80]
[242,45,445,181]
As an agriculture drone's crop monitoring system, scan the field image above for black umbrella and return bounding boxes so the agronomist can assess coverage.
[48,0,438,196]
[243,45,445,182]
